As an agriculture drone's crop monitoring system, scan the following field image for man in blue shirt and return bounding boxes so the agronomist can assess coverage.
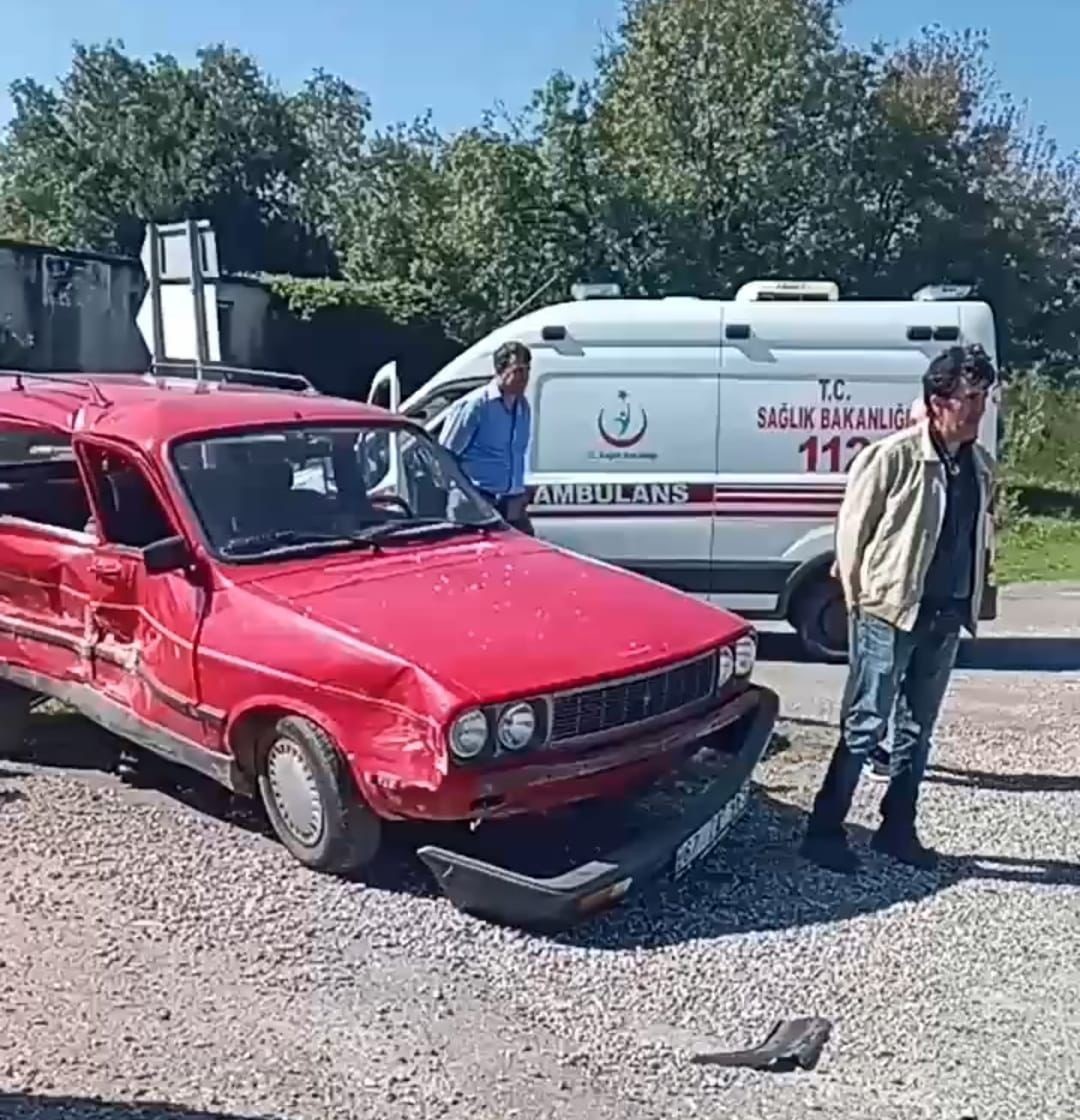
[440,340,534,534]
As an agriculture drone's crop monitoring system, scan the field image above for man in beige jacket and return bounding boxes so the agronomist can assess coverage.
[802,345,997,873]
[862,392,930,783]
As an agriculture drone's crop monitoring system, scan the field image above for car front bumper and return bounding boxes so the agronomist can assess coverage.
[416,683,779,931]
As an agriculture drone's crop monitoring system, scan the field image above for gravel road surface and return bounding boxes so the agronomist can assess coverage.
[1,586,1078,1120]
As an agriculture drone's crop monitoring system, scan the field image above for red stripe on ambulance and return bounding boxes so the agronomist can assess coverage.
[526,481,844,519]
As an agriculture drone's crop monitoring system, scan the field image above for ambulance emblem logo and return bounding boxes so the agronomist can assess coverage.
[597,389,648,448]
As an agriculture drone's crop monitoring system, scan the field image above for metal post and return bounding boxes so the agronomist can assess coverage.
[187,219,211,392]
[147,224,167,376]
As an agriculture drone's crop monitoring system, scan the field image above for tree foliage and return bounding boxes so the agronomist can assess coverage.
[0,42,364,273]
[3,3,1080,367]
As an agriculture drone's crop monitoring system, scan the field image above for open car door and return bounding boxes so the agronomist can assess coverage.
[363,368,490,496]
[366,360,401,413]
[364,361,404,498]
[404,378,490,444]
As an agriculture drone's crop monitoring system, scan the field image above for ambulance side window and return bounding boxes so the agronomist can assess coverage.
[531,369,720,477]
[404,379,487,426]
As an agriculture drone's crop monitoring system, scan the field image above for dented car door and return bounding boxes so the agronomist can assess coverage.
[75,435,217,752]
[0,419,99,683]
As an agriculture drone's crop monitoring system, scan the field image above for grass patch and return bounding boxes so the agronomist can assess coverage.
[997,516,1080,584]
[995,378,1080,585]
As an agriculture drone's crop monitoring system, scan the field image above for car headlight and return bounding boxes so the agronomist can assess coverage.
[497,702,536,752]
[449,709,489,760]
[734,633,757,676]
[716,646,735,691]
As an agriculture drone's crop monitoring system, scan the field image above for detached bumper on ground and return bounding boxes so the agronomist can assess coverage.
[417,683,780,931]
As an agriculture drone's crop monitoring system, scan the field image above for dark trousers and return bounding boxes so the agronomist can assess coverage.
[480,490,535,536]
[808,605,962,839]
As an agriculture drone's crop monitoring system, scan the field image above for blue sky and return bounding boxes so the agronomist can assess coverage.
[3,0,1077,154]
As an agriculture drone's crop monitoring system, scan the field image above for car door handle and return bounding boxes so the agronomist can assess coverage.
[91,559,123,579]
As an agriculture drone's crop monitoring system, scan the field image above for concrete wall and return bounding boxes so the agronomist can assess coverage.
[0,240,150,372]
[0,237,462,400]
[214,278,272,367]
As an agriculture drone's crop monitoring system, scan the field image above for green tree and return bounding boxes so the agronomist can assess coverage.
[0,41,338,273]
[5,8,1080,378]
[339,111,580,342]
[587,0,861,292]
[844,26,1080,370]
[333,115,451,326]
[288,68,371,253]
[572,2,1080,371]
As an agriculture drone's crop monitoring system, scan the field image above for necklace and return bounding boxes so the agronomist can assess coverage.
[930,427,961,477]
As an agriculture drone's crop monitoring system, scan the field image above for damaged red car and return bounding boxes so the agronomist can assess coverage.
[0,372,777,929]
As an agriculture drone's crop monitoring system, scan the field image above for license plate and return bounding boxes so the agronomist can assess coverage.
[672,782,751,880]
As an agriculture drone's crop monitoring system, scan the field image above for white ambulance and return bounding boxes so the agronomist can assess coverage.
[367,279,1001,660]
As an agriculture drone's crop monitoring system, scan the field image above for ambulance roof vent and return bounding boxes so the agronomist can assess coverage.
[570,282,622,301]
[912,283,974,302]
[735,279,840,303]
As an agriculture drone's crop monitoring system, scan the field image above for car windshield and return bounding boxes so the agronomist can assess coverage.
[170,422,504,561]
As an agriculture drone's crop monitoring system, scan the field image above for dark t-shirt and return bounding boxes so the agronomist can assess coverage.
[921,440,979,611]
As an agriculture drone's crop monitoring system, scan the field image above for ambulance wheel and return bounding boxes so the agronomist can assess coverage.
[0,682,35,757]
[790,576,849,663]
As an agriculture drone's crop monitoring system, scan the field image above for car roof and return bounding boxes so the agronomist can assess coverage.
[0,373,399,455]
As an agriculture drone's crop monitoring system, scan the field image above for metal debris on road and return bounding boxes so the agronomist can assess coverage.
[689,1016,832,1071]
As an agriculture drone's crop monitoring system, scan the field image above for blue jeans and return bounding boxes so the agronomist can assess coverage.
[809,605,961,837]
[843,607,962,783]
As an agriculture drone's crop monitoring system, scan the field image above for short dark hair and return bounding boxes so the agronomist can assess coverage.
[494,340,531,373]
[923,344,997,405]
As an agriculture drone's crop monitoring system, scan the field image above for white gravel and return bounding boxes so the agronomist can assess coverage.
[1,658,1078,1120]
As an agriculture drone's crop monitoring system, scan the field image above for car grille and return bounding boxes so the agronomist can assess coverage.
[549,650,718,744]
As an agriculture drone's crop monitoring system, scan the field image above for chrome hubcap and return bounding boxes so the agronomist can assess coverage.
[266,738,324,846]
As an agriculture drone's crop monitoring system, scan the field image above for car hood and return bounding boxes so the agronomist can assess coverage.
[233,534,747,703]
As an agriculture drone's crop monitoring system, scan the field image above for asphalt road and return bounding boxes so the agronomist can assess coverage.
[757,581,1080,671]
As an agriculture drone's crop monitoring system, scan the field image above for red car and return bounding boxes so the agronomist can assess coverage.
[0,371,777,929]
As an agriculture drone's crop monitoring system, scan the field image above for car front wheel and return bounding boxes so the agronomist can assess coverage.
[256,715,382,875]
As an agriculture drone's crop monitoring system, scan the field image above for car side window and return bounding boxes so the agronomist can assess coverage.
[81,446,177,549]
[0,424,93,533]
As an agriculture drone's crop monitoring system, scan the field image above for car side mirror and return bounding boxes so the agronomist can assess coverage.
[143,534,191,575]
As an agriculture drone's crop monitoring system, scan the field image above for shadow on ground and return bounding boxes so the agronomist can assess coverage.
[5,708,268,835]
[926,762,1080,793]
[550,786,1080,951]
[0,1093,285,1119]
[1,708,434,896]
[769,718,1080,795]
[5,709,1077,953]
[1015,483,1080,518]
[757,631,1080,672]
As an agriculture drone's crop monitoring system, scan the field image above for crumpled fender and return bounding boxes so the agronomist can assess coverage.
[221,657,464,803]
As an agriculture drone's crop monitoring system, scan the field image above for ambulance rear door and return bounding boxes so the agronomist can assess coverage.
[712,297,964,618]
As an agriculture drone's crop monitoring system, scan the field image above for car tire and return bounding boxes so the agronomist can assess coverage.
[0,682,35,757]
[256,715,382,876]
[790,574,849,663]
